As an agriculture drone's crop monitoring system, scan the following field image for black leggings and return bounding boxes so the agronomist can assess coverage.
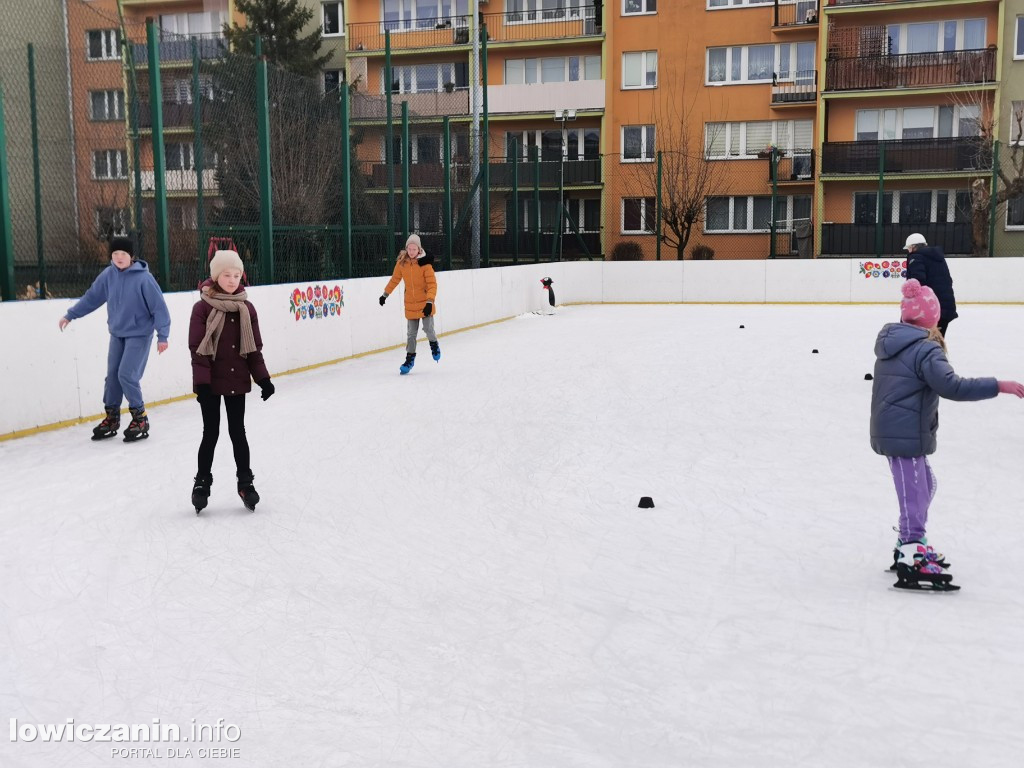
[197,394,250,476]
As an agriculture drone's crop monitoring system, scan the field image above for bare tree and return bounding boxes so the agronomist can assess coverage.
[620,66,728,260]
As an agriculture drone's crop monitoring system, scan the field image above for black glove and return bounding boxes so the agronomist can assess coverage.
[256,378,275,401]
[423,301,433,317]
[379,294,388,306]
[196,384,213,403]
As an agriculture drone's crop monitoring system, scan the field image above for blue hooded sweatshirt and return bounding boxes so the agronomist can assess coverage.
[870,322,996,457]
[65,259,171,342]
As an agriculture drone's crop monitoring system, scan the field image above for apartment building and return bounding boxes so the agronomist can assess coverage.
[993,0,1024,255]
[818,0,1000,257]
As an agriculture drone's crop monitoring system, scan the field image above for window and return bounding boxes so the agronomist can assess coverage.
[390,62,468,93]
[1012,101,1024,145]
[622,125,655,162]
[1007,194,1024,228]
[507,0,591,21]
[383,0,470,30]
[505,56,600,85]
[707,43,815,85]
[322,2,343,35]
[412,199,442,232]
[158,11,225,35]
[1017,17,1024,58]
[854,189,971,224]
[168,203,198,230]
[165,142,195,172]
[623,51,657,89]
[324,69,343,93]
[89,90,124,121]
[506,128,600,161]
[95,207,130,239]
[624,0,656,14]
[93,149,127,180]
[704,119,812,158]
[855,105,981,141]
[707,0,773,6]
[704,195,809,232]
[622,197,657,233]
[885,18,986,55]
[86,30,120,61]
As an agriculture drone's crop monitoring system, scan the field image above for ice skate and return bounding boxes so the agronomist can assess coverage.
[893,541,960,592]
[122,406,149,442]
[430,341,441,362]
[400,353,416,375]
[237,470,259,511]
[91,407,120,441]
[192,473,213,514]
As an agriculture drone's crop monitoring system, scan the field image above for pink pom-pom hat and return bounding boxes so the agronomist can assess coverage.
[900,279,941,329]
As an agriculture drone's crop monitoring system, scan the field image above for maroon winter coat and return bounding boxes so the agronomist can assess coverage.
[189,285,270,396]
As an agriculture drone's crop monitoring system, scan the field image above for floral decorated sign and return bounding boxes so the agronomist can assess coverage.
[290,284,344,321]
[859,259,907,279]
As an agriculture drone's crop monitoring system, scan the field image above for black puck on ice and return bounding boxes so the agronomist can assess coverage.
[812,349,819,354]
[638,497,654,509]
[739,324,745,328]
[864,373,873,381]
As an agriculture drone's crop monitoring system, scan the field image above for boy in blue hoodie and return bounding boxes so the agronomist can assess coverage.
[58,236,171,442]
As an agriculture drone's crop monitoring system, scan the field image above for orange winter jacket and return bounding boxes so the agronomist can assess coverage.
[384,253,437,319]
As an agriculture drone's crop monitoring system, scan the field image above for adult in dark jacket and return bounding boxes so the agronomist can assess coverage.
[188,250,274,513]
[58,235,170,442]
[904,232,957,336]
[871,279,1023,588]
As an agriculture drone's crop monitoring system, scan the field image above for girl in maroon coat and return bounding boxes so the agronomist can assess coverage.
[188,250,274,513]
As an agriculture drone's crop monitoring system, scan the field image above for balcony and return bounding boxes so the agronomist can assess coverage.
[130,33,227,67]
[821,137,991,175]
[820,222,972,256]
[346,16,471,53]
[360,158,602,190]
[140,169,218,194]
[481,6,601,44]
[490,231,601,260]
[138,101,198,129]
[826,0,994,6]
[770,151,815,181]
[771,71,817,105]
[489,80,605,115]
[351,90,471,121]
[825,49,996,91]
[774,0,819,30]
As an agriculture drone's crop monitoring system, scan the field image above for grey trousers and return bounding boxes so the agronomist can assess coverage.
[406,316,438,354]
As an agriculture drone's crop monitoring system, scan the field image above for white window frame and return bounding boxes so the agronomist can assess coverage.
[92,149,127,180]
[165,142,195,172]
[704,196,777,233]
[388,62,464,93]
[622,125,655,162]
[158,11,225,36]
[411,199,443,233]
[621,197,657,234]
[707,0,773,8]
[623,0,657,16]
[885,18,987,55]
[506,128,600,161]
[704,119,813,159]
[168,203,199,230]
[504,55,601,85]
[86,29,120,61]
[383,0,471,31]
[854,104,981,141]
[706,43,815,85]
[1006,194,1024,230]
[322,2,343,36]
[94,207,130,237]
[323,69,344,94]
[622,51,657,89]
[506,0,590,24]
[1016,17,1024,60]
[89,90,125,121]
[1011,101,1024,146]
[851,189,972,224]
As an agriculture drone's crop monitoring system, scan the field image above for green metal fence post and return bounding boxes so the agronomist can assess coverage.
[443,117,453,271]
[481,24,490,268]
[532,144,540,260]
[385,31,395,255]
[28,45,46,297]
[255,38,274,283]
[191,37,206,270]
[656,150,663,261]
[0,86,15,301]
[512,137,519,265]
[341,81,353,279]
[875,143,885,260]
[988,139,999,258]
[401,100,410,241]
[146,21,171,289]
[119,2,144,252]
[769,148,777,260]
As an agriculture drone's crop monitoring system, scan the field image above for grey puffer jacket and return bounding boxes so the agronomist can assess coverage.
[870,323,997,457]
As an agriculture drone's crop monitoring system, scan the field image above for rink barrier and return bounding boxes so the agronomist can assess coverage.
[4,257,1024,440]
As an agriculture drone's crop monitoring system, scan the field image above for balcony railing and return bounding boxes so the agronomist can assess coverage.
[481,6,601,43]
[490,231,601,260]
[131,33,227,66]
[771,151,815,181]
[771,70,817,105]
[820,222,972,256]
[825,49,996,91]
[351,90,471,120]
[821,137,991,175]
[489,80,605,115]
[346,15,471,53]
[139,101,198,129]
[360,158,602,190]
[774,0,819,28]
[140,169,218,194]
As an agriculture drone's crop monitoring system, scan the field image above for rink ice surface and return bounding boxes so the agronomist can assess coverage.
[2,304,1024,768]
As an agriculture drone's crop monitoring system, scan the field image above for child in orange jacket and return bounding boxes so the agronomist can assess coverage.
[379,234,439,375]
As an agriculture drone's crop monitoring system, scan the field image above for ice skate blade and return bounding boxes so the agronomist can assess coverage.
[892,580,961,593]
[123,433,149,443]
[91,433,117,441]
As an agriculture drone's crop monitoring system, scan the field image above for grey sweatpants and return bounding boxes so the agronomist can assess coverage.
[406,316,438,354]
[887,456,937,543]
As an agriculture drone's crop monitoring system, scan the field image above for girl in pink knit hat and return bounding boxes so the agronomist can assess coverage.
[869,279,1024,591]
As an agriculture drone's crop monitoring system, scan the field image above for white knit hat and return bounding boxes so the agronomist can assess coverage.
[210,249,244,281]
[406,234,423,250]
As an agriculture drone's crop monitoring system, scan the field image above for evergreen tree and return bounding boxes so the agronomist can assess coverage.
[223,0,333,76]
